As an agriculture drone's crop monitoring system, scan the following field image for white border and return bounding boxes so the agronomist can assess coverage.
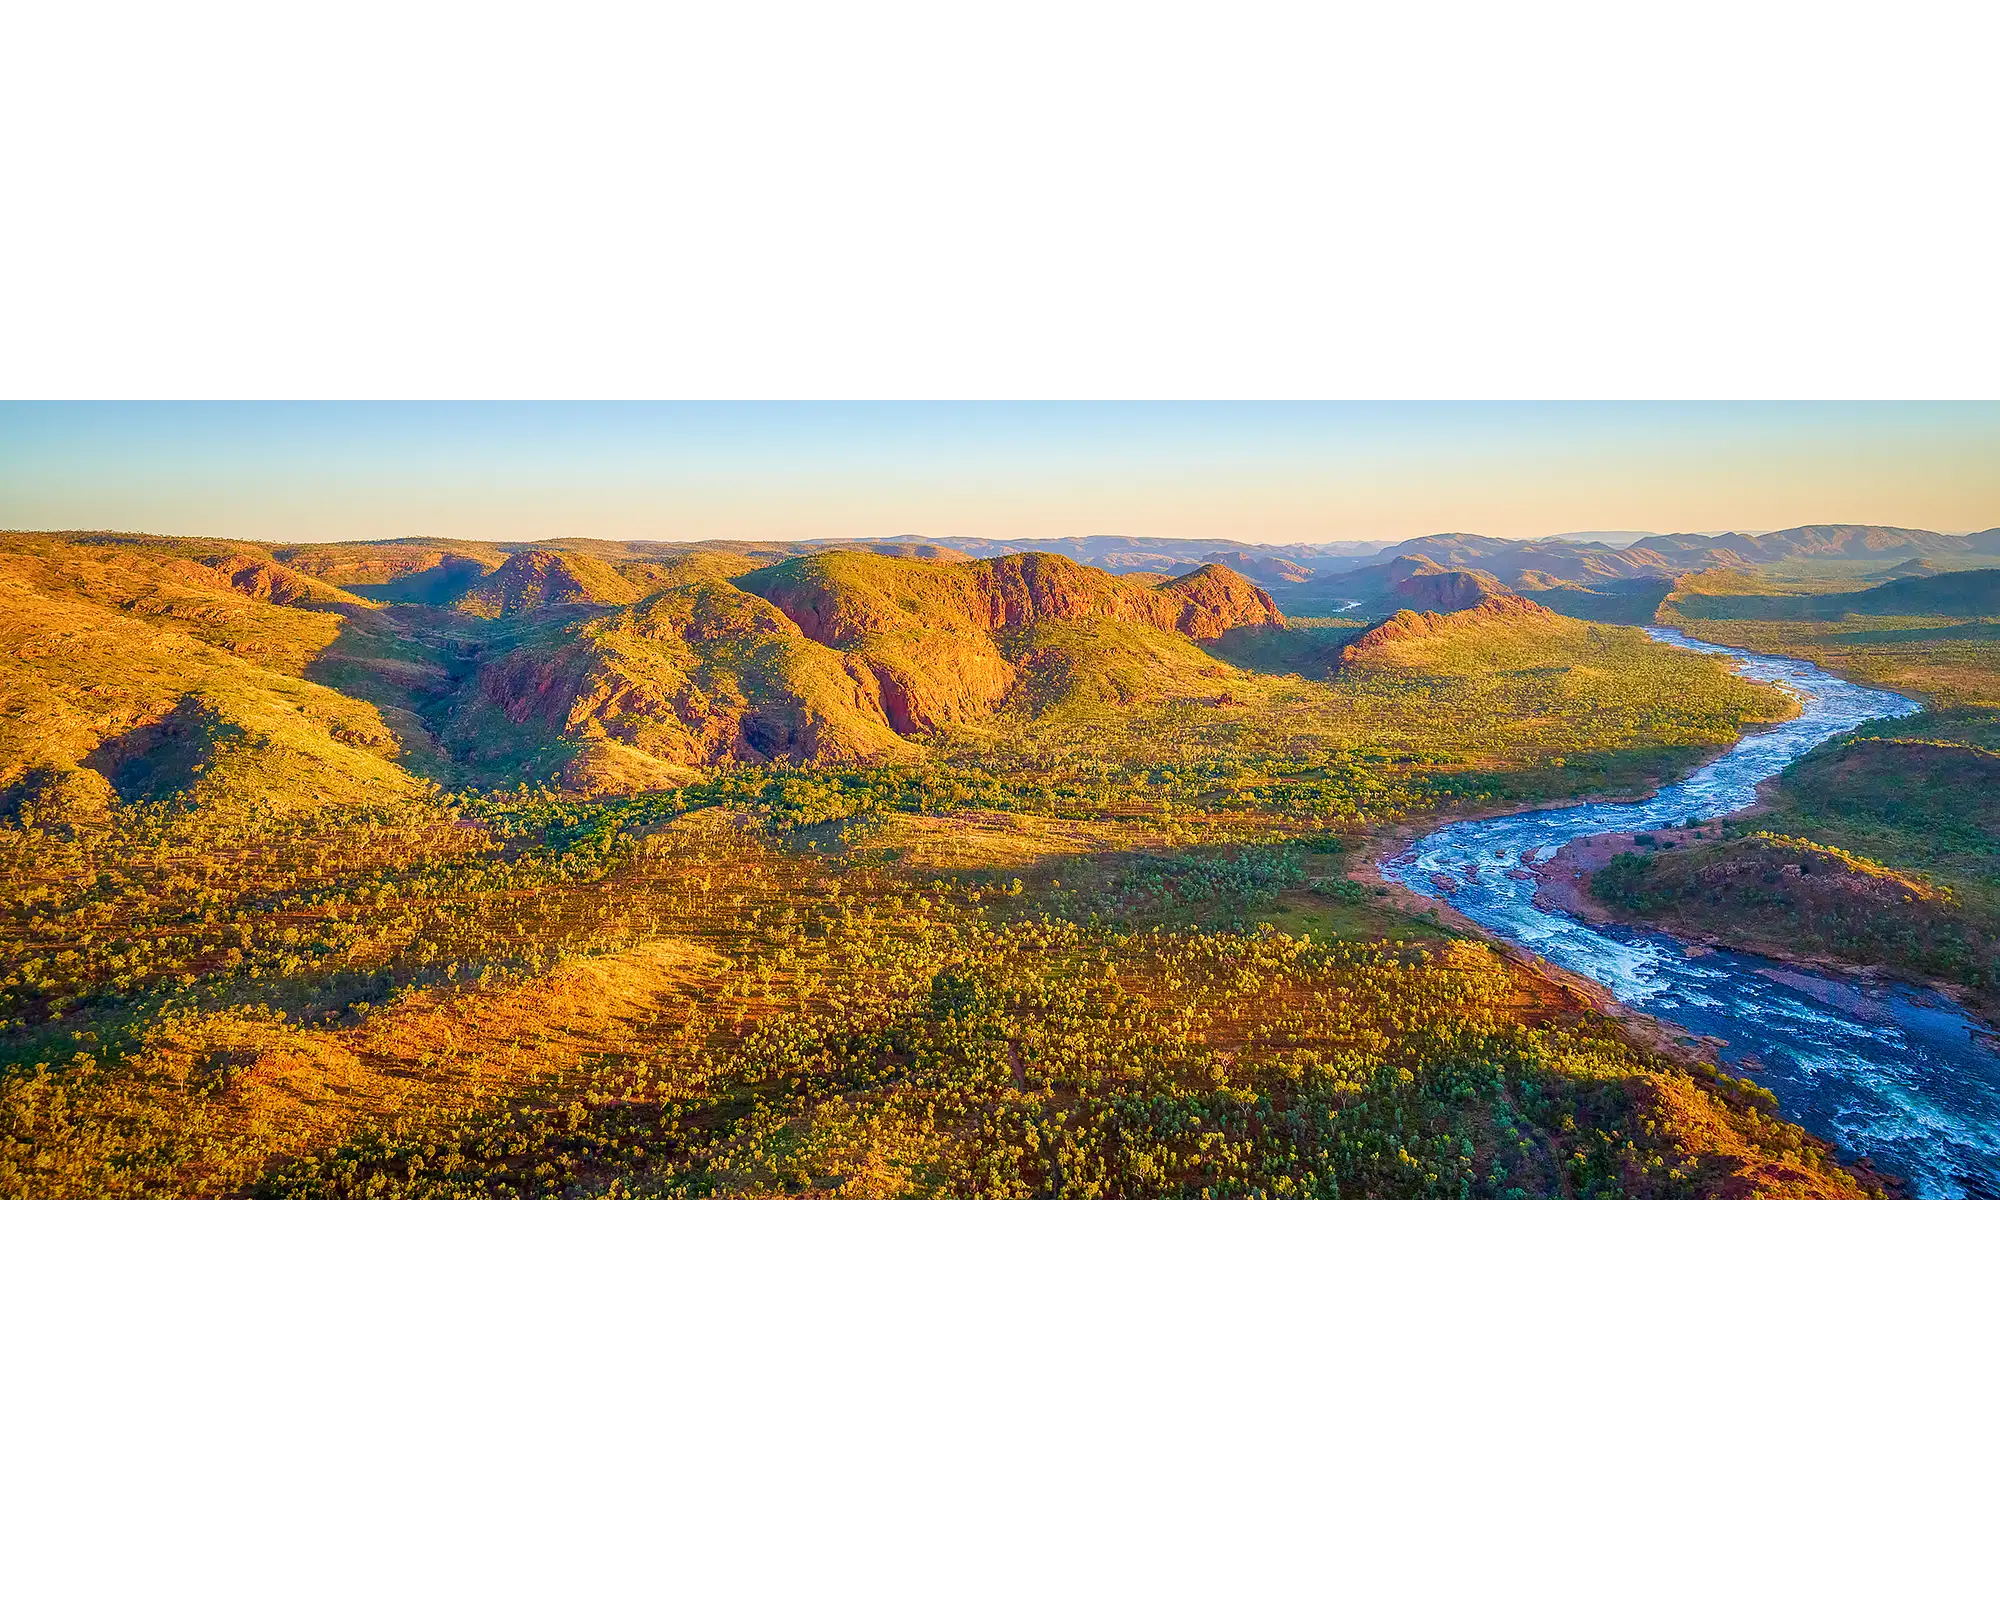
[6,1202,1996,1597]
[4,2,1997,399]
[4,2,1997,1592]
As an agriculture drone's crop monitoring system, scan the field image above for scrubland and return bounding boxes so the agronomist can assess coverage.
[0,531,1871,1197]
[2,788,1862,1198]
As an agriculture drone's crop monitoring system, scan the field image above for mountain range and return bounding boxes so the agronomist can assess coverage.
[0,532,1287,814]
[819,524,2000,615]
[7,521,1997,822]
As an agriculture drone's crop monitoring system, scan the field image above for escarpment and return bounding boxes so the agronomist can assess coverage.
[715,551,1283,740]
[2,527,1814,811]
[735,551,1281,647]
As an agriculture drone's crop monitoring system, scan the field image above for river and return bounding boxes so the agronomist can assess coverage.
[1384,627,2000,1198]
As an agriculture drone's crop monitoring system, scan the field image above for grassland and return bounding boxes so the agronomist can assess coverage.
[943,597,1795,822]
[1668,613,2000,711]
[1,530,1859,1199]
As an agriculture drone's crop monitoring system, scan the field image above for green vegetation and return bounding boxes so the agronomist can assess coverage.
[1,529,1859,1199]
[940,596,1793,822]
[1590,717,2000,1013]
[455,549,643,616]
[0,789,1865,1198]
[1666,566,2000,623]
[1548,568,2000,1017]
[1671,613,2000,712]
[1529,579,1677,625]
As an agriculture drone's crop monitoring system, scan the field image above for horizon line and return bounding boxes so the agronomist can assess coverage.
[7,521,1998,551]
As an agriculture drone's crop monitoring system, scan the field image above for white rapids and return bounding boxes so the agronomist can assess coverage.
[1384,628,2000,1198]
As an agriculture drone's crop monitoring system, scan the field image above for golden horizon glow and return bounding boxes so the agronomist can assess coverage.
[3,401,1997,547]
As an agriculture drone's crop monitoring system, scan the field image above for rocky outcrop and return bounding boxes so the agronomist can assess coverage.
[193,554,361,609]
[1390,567,1508,612]
[849,634,1017,735]
[456,550,641,617]
[1339,593,1556,662]
[1205,551,1315,585]
[467,582,912,767]
[1150,562,1287,637]
[736,550,1281,647]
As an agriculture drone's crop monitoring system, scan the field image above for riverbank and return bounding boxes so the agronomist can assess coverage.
[1371,633,2000,1196]
[1350,814,1896,1197]
[1530,826,2000,1031]
[1353,843,1721,1067]
[1352,850,1894,1196]
[1345,755,1784,1073]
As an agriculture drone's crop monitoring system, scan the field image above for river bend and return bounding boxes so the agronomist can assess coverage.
[1385,628,2000,1198]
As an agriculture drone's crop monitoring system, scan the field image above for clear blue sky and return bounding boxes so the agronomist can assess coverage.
[3,402,1996,546]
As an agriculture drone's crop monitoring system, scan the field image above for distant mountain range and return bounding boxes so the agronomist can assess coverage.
[854,524,2000,617]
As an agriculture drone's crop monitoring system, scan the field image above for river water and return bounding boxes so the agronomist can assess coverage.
[1384,628,2000,1198]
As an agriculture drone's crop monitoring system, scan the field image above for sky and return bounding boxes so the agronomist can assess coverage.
[2,401,1997,548]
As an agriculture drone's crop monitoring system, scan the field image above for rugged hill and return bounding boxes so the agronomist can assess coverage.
[0,533,372,674]
[843,541,971,563]
[1313,527,1993,615]
[875,526,2000,593]
[1338,594,1559,665]
[736,550,1279,645]
[1286,526,2000,626]
[1320,595,1795,770]
[275,539,507,604]
[718,551,1282,742]
[1739,524,1967,561]
[7,527,1823,808]
[454,579,915,778]
[0,538,421,827]
[1145,562,1288,635]
[1623,525,1962,567]
[1290,543,1662,617]
[876,533,1388,576]
[182,550,365,609]
[1370,534,1705,587]
[455,549,643,617]
[226,524,2000,625]
[1392,566,1508,612]
[261,545,1294,789]
[0,532,1305,804]
[1294,553,1514,617]
[1204,550,1316,585]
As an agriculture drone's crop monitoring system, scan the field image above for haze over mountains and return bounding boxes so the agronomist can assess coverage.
[740,524,2000,619]
[948,524,2000,619]
[790,523,2000,631]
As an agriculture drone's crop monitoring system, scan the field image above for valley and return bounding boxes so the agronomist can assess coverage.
[4,522,1997,1198]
